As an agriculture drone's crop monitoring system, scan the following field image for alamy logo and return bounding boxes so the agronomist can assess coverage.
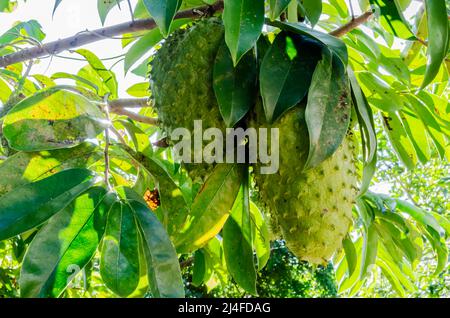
[171,120,280,174]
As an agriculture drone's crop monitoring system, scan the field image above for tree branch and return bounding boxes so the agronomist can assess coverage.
[110,107,158,126]
[329,10,374,38]
[0,3,372,69]
[108,98,150,108]
[0,1,225,68]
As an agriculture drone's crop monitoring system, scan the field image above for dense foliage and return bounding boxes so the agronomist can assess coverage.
[0,0,448,298]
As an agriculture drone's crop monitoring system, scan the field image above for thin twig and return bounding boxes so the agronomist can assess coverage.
[109,98,150,108]
[111,107,158,126]
[329,10,374,37]
[109,125,128,145]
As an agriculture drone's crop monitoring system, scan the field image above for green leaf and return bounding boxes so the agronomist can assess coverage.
[348,67,377,195]
[98,0,124,25]
[260,32,322,123]
[19,187,113,298]
[343,235,357,277]
[100,199,141,297]
[223,0,265,65]
[0,20,45,45]
[76,49,118,98]
[398,110,430,165]
[360,223,378,279]
[52,0,63,17]
[298,0,323,26]
[192,250,207,287]
[129,198,184,298]
[126,82,150,98]
[175,164,242,254]
[0,78,11,103]
[223,168,257,295]
[269,0,291,20]
[250,202,270,270]
[305,51,352,169]
[0,142,101,198]
[0,168,96,241]
[395,199,445,237]
[213,41,257,127]
[121,148,189,238]
[369,0,416,40]
[3,88,107,152]
[142,0,180,37]
[381,111,416,169]
[124,19,190,73]
[267,20,348,66]
[51,72,100,93]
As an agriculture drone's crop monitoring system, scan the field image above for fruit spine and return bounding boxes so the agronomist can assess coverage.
[150,18,226,183]
[253,103,358,264]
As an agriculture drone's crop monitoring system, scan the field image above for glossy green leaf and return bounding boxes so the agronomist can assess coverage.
[124,19,190,73]
[260,32,322,123]
[396,199,445,237]
[0,142,101,198]
[250,202,270,270]
[122,148,189,238]
[175,164,242,254]
[369,0,415,40]
[20,187,113,298]
[51,72,100,93]
[398,111,430,164]
[381,111,416,169]
[98,0,124,25]
[360,223,378,279]
[421,0,448,88]
[192,250,207,287]
[3,88,107,152]
[269,0,291,20]
[0,20,45,45]
[305,51,351,169]
[52,0,63,17]
[423,229,448,275]
[213,41,257,127]
[348,67,377,195]
[126,82,150,98]
[298,0,322,26]
[406,95,447,160]
[129,198,184,298]
[377,260,406,297]
[142,0,180,37]
[343,235,357,277]
[223,0,265,65]
[100,200,141,297]
[76,49,118,98]
[0,168,96,241]
[267,20,348,66]
[0,78,11,103]
[223,168,257,295]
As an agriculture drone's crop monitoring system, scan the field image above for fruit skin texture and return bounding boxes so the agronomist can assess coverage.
[253,102,358,264]
[150,18,226,183]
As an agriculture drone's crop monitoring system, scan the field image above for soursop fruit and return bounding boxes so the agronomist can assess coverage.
[150,18,226,183]
[253,101,359,264]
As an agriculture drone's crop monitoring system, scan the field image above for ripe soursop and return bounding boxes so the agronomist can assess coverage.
[253,102,359,264]
[150,18,226,183]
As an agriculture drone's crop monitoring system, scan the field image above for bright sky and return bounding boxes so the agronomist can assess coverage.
[0,0,142,96]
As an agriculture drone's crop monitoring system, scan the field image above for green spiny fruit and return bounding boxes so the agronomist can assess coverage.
[150,18,226,183]
[253,101,359,264]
